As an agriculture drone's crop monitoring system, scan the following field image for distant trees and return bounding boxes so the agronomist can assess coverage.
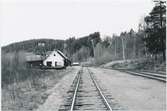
[144,0,166,60]
[2,32,101,63]
[2,39,64,54]
[64,37,76,57]
[94,42,113,65]
[93,29,146,65]
[93,1,166,65]
[92,0,166,65]
[64,32,101,62]
[72,46,91,62]
[117,30,144,59]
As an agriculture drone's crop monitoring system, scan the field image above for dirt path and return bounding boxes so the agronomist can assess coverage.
[35,66,81,111]
[90,67,166,111]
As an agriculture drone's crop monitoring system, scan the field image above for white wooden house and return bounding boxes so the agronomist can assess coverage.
[43,50,65,68]
[26,50,71,69]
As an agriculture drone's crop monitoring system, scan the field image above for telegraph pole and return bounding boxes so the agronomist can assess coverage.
[115,38,117,57]
[121,37,125,61]
[91,39,95,57]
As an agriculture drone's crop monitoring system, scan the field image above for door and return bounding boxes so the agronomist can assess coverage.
[46,61,52,67]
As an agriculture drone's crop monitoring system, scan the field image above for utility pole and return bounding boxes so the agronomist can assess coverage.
[115,38,117,57]
[121,37,125,61]
[133,34,136,58]
[91,39,95,57]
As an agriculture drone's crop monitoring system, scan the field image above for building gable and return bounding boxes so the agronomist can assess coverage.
[44,51,64,61]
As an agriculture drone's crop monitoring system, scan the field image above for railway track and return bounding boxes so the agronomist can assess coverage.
[59,67,113,111]
[115,69,166,82]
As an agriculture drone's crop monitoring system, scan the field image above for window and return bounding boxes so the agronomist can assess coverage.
[54,54,56,56]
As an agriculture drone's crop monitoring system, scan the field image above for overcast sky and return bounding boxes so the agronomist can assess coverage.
[0,0,154,46]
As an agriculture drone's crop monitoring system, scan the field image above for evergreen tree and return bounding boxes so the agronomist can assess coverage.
[144,0,166,60]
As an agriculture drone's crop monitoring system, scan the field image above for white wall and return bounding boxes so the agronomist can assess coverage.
[43,51,64,67]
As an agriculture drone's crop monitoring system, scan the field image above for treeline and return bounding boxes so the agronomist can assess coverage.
[94,29,145,65]
[65,32,101,62]
[2,32,101,61]
[94,0,166,65]
[2,39,64,53]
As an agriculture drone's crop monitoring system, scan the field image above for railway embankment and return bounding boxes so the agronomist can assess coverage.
[100,59,166,74]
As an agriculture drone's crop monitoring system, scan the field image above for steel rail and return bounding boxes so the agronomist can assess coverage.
[111,68,166,82]
[88,68,113,111]
[142,70,166,75]
[125,70,166,82]
[139,71,166,78]
[70,70,81,111]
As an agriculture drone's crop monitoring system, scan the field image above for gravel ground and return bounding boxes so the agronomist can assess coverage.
[90,67,166,111]
[35,66,81,111]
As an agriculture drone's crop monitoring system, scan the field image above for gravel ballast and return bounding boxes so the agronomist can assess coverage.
[90,67,166,111]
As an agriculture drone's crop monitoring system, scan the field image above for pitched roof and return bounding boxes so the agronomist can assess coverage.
[56,50,68,60]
